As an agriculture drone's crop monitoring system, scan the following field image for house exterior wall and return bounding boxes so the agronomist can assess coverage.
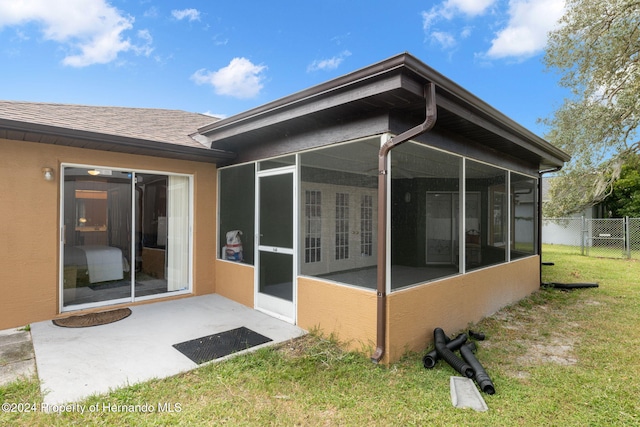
[215,259,254,307]
[0,138,217,330]
[290,256,540,363]
[297,276,377,352]
[386,255,540,362]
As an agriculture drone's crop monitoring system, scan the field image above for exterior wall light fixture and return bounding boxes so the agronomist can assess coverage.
[42,167,54,181]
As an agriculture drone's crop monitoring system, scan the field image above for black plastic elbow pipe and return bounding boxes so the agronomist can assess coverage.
[546,282,599,289]
[433,328,474,378]
[423,333,468,369]
[460,342,495,395]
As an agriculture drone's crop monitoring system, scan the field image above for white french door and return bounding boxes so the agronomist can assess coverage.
[300,183,377,276]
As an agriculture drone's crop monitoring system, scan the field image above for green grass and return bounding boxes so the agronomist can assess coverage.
[2,244,640,426]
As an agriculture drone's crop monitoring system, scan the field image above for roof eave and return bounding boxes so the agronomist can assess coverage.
[0,118,236,163]
[198,53,410,136]
[197,52,570,169]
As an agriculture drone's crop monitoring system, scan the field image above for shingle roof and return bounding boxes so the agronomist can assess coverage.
[0,100,217,149]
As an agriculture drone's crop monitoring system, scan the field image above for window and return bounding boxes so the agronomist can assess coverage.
[360,195,373,257]
[304,190,322,263]
[335,193,350,260]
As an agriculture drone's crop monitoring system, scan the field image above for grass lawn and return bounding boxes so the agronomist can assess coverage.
[2,245,639,426]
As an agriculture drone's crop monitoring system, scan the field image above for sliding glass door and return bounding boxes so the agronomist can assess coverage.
[61,166,191,310]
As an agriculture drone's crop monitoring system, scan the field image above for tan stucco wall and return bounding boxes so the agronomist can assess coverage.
[215,260,254,308]
[0,138,217,330]
[297,277,377,353]
[386,256,540,362]
[294,257,539,363]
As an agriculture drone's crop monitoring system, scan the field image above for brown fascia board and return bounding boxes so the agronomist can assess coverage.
[400,55,571,167]
[197,54,410,137]
[0,118,236,163]
[198,52,570,169]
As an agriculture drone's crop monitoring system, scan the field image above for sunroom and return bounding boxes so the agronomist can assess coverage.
[208,53,569,363]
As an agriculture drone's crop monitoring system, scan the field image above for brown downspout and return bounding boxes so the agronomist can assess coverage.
[371,82,437,363]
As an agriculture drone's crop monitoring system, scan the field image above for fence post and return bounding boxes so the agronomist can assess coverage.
[581,215,586,256]
[626,216,631,259]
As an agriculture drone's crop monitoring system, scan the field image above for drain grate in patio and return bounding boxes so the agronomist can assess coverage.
[172,327,272,364]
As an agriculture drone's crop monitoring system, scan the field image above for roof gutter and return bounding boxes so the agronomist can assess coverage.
[371,82,437,364]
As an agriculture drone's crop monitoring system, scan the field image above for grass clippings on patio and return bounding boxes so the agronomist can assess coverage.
[1,244,639,426]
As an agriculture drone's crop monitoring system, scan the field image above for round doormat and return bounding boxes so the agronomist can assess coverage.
[52,308,132,328]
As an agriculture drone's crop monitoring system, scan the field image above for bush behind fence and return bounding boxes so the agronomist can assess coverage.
[542,217,640,259]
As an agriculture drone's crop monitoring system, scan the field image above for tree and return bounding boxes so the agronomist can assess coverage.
[603,153,640,217]
[542,0,640,217]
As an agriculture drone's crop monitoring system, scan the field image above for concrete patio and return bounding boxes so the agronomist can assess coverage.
[8,294,305,405]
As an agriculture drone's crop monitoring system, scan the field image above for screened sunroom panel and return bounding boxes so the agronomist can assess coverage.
[299,137,379,289]
[465,160,507,270]
[219,164,255,265]
[390,142,461,290]
[510,173,537,259]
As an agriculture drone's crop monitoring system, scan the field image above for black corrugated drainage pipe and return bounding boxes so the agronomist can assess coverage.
[460,342,495,395]
[434,328,474,378]
[371,82,437,364]
[543,282,599,289]
[423,333,468,369]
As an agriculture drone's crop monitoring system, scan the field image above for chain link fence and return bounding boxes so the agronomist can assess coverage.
[542,217,640,259]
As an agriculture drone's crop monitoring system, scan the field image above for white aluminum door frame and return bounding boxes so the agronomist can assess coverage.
[255,165,297,324]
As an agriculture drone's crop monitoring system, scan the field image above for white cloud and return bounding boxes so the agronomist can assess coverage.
[143,7,159,18]
[486,0,565,59]
[212,34,229,46]
[422,10,441,33]
[307,50,352,72]
[132,29,153,57]
[423,0,496,32]
[191,57,267,99]
[460,26,473,39]
[0,0,149,67]
[432,31,457,49]
[446,0,496,16]
[202,111,227,119]
[422,0,495,50]
[171,9,200,22]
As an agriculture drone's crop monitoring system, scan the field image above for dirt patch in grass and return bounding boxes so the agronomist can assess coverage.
[277,334,318,359]
[483,296,581,378]
[516,336,577,367]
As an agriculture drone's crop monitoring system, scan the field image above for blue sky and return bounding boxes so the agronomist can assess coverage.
[0,0,567,137]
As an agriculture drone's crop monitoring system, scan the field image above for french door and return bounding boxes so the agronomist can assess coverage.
[255,167,296,323]
[61,166,191,311]
[300,183,377,277]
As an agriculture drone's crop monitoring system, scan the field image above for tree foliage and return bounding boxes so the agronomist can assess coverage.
[542,0,640,217]
[603,153,640,217]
